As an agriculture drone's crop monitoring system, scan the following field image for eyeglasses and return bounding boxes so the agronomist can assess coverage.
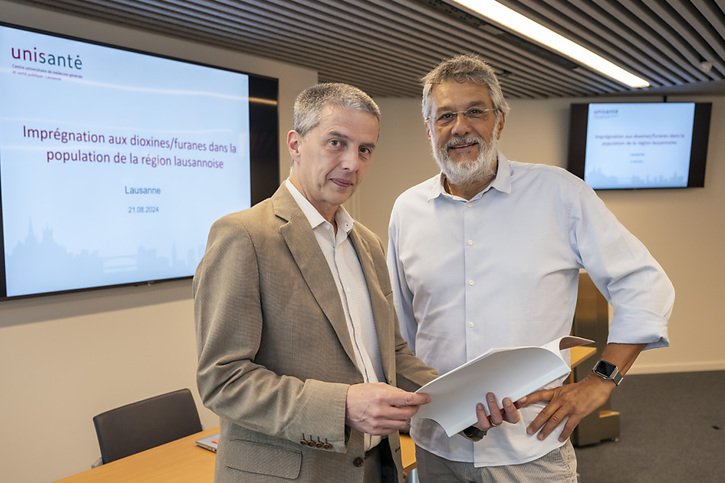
[428,107,500,127]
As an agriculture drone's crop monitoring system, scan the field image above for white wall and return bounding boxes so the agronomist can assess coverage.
[360,94,725,375]
[0,2,315,482]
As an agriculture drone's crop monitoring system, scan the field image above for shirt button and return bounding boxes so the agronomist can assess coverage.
[466,203,472,208]
[353,456,364,467]
[468,321,474,328]
[466,240,474,246]
[468,279,475,286]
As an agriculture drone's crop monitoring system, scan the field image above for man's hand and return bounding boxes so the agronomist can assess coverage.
[474,393,521,432]
[519,343,645,441]
[517,375,615,441]
[345,383,431,435]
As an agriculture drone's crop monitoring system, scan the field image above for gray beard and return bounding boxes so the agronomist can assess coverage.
[432,134,498,187]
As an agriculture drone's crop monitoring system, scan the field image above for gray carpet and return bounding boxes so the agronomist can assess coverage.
[575,371,725,483]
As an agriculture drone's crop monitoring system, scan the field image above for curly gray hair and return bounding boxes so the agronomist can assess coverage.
[421,54,510,121]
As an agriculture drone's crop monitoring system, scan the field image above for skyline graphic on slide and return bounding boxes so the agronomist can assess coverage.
[5,220,205,296]
[585,166,688,189]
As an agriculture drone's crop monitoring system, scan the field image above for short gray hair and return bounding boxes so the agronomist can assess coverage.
[293,83,380,137]
[421,54,510,120]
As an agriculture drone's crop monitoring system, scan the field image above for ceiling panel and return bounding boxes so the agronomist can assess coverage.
[9,0,725,98]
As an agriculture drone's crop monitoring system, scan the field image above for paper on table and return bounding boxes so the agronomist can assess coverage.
[414,336,594,437]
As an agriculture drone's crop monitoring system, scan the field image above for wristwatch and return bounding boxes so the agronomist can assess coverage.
[592,359,624,386]
[461,425,486,442]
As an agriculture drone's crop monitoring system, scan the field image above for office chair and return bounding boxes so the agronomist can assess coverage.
[93,388,202,465]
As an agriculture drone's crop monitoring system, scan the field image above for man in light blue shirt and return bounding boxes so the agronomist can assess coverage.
[387,55,674,482]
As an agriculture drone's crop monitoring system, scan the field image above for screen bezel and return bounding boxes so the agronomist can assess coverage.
[567,101,711,190]
[0,21,279,301]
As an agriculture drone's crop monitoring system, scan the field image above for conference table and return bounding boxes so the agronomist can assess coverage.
[55,428,416,483]
[57,347,596,482]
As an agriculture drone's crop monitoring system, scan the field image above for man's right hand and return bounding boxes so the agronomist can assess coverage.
[345,383,431,435]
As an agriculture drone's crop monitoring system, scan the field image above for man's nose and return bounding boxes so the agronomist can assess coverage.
[340,148,360,171]
[450,113,472,136]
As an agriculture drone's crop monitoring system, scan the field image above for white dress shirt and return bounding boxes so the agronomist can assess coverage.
[286,180,384,451]
[387,153,674,466]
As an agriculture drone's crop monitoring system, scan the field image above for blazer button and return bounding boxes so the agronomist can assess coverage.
[353,457,364,467]
[315,442,324,448]
[323,443,332,449]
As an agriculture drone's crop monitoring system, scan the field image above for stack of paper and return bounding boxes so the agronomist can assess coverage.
[414,336,593,436]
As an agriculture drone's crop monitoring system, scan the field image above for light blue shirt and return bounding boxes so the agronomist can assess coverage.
[387,153,674,466]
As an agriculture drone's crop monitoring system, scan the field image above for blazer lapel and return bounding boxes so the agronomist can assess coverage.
[348,228,394,382]
[272,186,358,368]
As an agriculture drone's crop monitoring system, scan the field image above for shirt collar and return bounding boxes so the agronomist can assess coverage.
[284,179,354,234]
[427,151,512,201]
[491,152,512,194]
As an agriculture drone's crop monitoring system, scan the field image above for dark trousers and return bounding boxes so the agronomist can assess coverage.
[364,438,398,483]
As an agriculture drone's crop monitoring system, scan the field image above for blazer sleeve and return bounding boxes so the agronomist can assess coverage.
[193,215,350,452]
[393,321,438,393]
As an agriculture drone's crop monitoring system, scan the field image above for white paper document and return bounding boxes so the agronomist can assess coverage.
[414,336,594,437]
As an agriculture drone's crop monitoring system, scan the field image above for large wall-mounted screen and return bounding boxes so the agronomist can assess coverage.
[0,22,279,300]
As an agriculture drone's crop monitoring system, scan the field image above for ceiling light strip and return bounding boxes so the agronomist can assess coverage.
[451,0,650,88]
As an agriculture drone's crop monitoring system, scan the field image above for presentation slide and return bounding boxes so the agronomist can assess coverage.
[0,25,251,297]
[584,102,695,189]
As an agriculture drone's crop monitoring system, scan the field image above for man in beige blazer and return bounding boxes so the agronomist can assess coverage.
[194,83,439,482]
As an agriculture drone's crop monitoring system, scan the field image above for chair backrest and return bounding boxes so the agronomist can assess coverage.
[93,388,202,464]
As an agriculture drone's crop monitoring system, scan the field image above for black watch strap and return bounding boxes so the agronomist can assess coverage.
[461,425,486,442]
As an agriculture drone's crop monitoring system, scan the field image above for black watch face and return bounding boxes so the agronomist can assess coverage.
[595,360,617,377]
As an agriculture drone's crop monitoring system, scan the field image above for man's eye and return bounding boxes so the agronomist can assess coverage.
[438,112,454,121]
[467,108,484,116]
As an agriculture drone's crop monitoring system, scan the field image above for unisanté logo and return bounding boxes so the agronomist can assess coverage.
[11,45,83,70]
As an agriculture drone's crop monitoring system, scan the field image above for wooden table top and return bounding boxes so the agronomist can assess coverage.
[56,428,218,483]
[56,428,416,482]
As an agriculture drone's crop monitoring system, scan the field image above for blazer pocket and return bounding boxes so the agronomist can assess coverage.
[221,438,302,480]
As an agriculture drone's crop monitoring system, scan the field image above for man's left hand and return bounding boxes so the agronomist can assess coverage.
[517,375,615,441]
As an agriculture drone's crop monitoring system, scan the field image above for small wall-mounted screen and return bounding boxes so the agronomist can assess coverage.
[567,102,711,190]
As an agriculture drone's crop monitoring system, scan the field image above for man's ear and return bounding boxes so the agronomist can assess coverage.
[287,130,302,159]
[425,121,432,141]
[495,112,506,140]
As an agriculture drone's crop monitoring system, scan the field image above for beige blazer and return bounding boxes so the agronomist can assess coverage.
[194,185,436,482]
